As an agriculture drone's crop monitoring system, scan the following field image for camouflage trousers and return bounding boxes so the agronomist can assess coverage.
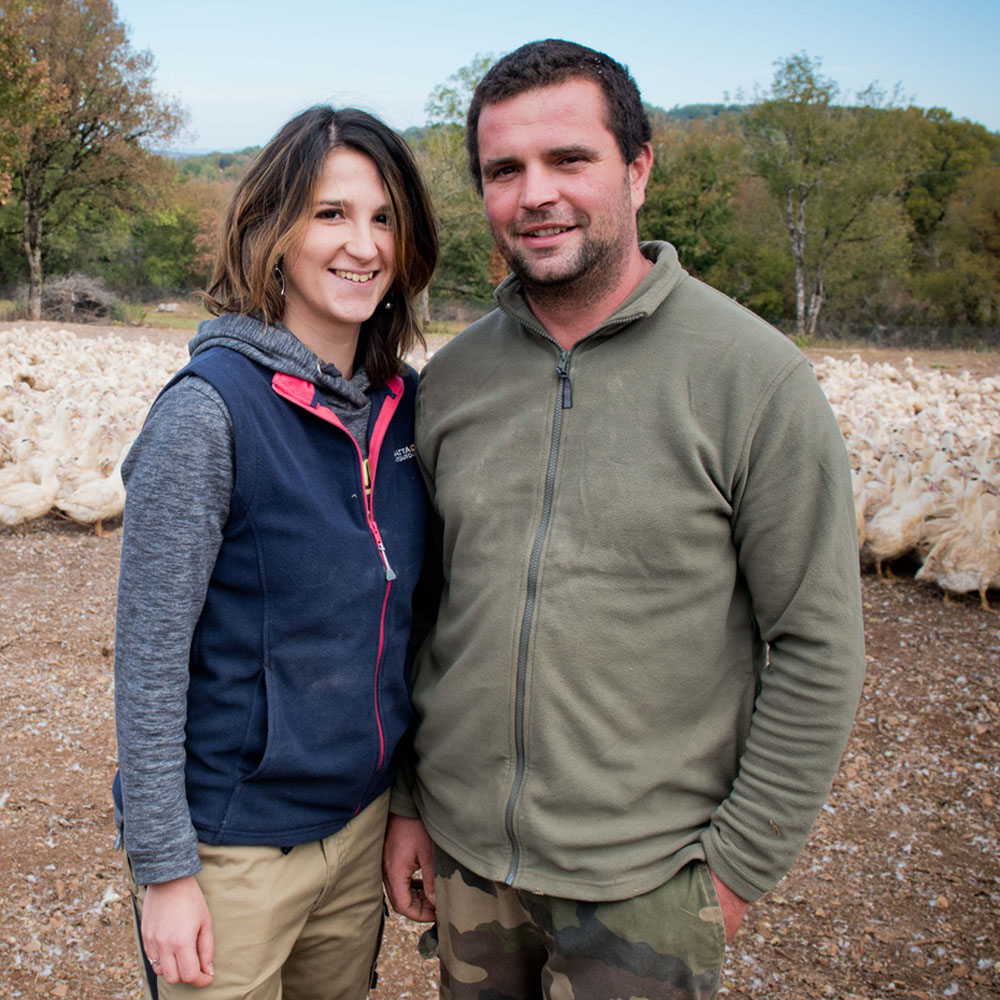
[426,846,725,1000]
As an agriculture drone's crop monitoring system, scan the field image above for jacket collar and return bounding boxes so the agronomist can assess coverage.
[493,241,688,344]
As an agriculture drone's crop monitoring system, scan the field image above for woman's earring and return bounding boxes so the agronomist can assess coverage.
[383,296,393,310]
[274,266,285,297]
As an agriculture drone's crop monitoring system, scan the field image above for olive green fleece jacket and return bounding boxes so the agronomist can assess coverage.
[392,242,865,904]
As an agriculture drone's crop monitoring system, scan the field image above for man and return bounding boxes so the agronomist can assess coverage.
[385,39,865,999]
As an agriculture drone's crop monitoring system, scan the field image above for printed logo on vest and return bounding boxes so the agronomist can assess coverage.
[394,443,416,463]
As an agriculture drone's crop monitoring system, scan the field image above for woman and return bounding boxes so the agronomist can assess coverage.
[113,106,438,999]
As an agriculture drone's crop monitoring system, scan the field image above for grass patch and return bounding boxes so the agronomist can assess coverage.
[111,301,149,326]
[139,311,204,331]
[125,297,208,332]
[0,298,21,321]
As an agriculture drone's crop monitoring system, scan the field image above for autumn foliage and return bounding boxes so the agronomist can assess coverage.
[0,27,997,341]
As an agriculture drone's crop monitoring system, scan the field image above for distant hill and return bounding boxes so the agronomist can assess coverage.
[162,105,746,170]
[645,102,745,127]
[399,106,743,143]
[157,148,262,181]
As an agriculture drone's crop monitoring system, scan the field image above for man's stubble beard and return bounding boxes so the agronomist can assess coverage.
[491,181,638,313]
[495,222,635,313]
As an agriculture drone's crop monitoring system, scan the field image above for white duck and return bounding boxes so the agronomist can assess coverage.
[915,492,1000,611]
[54,450,127,536]
[864,486,937,579]
[0,458,59,534]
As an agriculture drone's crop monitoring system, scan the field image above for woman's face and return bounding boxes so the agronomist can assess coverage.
[281,147,396,346]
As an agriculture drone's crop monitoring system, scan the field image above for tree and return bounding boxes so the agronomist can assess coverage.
[707,174,794,323]
[425,53,496,126]
[0,0,58,204]
[413,124,496,300]
[902,108,999,250]
[418,55,500,300]
[640,117,744,277]
[743,54,912,336]
[812,196,913,330]
[920,166,1000,328]
[3,0,184,318]
[122,172,228,290]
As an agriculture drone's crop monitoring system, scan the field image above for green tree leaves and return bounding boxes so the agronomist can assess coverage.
[1,0,185,317]
[1,40,996,340]
[640,118,744,277]
[920,166,1000,326]
[425,53,496,127]
[743,54,915,336]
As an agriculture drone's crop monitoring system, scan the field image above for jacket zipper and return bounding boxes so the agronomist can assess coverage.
[361,455,394,771]
[503,347,573,884]
[363,458,397,582]
[497,311,641,886]
[269,373,402,773]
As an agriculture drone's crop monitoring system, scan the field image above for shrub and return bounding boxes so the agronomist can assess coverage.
[39,274,115,322]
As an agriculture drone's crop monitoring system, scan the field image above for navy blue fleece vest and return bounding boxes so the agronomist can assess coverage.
[174,347,426,845]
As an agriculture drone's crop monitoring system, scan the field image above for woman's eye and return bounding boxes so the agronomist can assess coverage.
[317,208,343,220]
[375,213,392,227]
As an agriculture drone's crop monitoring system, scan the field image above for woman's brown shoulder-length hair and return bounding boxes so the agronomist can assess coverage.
[202,105,439,387]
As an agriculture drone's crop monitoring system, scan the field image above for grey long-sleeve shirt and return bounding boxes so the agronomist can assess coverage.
[114,313,372,885]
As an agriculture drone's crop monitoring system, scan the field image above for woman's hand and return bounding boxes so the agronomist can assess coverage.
[141,875,215,987]
[383,814,436,921]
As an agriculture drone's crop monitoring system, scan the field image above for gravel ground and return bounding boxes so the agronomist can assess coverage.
[1,328,999,999]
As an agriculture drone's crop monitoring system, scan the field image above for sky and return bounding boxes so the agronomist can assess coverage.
[112,0,1000,152]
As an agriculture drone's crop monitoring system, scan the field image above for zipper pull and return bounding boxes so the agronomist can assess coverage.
[556,354,573,409]
[362,458,372,498]
[371,520,397,581]
[377,540,397,581]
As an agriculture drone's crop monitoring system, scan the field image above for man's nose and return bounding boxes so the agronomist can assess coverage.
[519,164,559,209]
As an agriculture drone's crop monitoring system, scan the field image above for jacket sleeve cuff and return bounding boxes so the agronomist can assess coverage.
[701,827,771,904]
[127,838,203,888]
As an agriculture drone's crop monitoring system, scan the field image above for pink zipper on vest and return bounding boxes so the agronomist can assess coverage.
[269,372,404,771]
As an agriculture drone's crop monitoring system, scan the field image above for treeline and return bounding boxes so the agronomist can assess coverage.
[415,54,1000,343]
[1,2,997,343]
[0,146,261,296]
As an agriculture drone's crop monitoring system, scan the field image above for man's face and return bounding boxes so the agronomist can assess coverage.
[477,78,650,297]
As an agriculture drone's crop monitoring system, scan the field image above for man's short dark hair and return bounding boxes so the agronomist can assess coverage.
[466,39,652,193]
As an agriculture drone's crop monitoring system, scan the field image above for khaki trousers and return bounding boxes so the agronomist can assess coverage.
[126,791,389,1000]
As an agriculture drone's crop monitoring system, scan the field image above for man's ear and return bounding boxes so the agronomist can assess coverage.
[629,143,654,211]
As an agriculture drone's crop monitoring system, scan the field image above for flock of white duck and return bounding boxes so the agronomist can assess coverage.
[817,354,1000,610]
[2,328,999,608]
[0,327,186,537]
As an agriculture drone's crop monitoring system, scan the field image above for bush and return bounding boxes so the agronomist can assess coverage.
[39,274,115,322]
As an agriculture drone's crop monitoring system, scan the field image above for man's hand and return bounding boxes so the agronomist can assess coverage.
[383,814,436,921]
[141,875,214,987]
[709,870,750,942]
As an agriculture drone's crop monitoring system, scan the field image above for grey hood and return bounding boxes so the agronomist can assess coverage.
[188,312,371,409]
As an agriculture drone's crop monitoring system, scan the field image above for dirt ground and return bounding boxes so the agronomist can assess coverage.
[1,324,999,999]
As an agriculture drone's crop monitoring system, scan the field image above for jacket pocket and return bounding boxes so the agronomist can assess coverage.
[694,861,729,967]
[237,659,378,787]
[236,668,269,779]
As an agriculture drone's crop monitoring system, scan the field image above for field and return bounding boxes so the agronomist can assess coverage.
[1,322,998,999]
